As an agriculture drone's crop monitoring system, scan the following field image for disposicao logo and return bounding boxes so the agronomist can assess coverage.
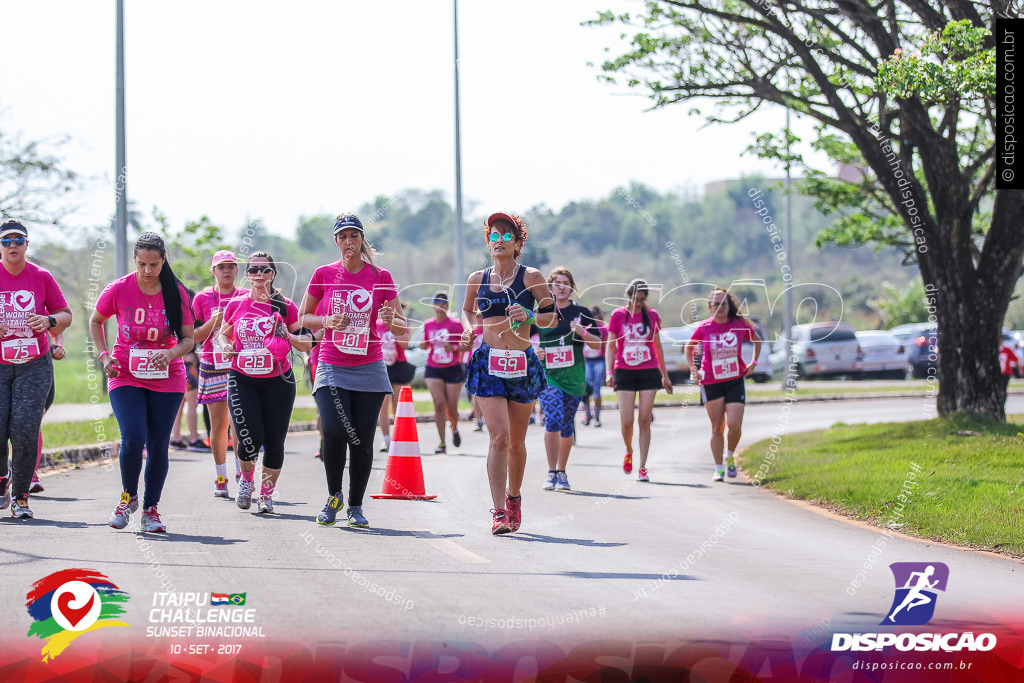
[883,562,949,626]
[25,569,130,661]
[831,561,997,653]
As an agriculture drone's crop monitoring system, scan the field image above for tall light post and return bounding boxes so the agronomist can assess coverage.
[782,98,795,390]
[115,0,128,276]
[452,0,466,306]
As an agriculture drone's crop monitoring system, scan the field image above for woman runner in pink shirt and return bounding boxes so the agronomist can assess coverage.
[0,219,73,519]
[420,290,466,453]
[91,232,195,533]
[686,287,762,482]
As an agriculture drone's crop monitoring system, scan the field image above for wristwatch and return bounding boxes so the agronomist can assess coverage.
[47,315,57,329]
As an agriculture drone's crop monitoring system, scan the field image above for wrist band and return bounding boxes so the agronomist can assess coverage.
[321,315,327,329]
[98,350,111,361]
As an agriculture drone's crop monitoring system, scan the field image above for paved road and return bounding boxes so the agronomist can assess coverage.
[3,396,1021,653]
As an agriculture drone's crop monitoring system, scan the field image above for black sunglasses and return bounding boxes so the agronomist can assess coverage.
[246,265,274,275]
[1,237,27,247]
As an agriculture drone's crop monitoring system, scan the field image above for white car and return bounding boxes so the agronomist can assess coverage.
[855,330,905,378]
[770,322,863,379]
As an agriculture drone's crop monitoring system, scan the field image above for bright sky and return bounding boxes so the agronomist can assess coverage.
[2,1,796,238]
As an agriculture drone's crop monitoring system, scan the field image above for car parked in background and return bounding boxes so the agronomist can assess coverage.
[887,322,939,379]
[903,328,939,379]
[769,322,863,379]
[855,330,905,379]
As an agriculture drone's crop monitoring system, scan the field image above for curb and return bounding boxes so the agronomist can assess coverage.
[38,390,1022,471]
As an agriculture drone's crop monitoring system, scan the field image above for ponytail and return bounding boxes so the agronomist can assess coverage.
[135,231,186,341]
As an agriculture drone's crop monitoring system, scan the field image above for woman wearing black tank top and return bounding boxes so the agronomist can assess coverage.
[462,212,557,535]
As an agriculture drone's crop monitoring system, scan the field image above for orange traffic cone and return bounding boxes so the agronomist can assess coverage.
[371,386,437,500]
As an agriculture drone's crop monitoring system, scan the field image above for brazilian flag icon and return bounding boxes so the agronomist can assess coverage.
[228,593,246,606]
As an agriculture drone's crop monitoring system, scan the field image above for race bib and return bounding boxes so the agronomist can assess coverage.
[487,348,527,378]
[432,345,453,365]
[623,343,652,367]
[238,349,273,375]
[333,326,370,356]
[711,355,740,380]
[129,349,169,379]
[212,339,232,371]
[383,347,397,364]
[545,345,574,369]
[1,337,40,364]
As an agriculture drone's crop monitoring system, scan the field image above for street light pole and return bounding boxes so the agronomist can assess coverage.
[115,0,128,276]
[452,0,466,307]
[782,100,795,390]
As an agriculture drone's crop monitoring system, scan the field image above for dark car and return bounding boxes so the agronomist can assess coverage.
[904,329,939,379]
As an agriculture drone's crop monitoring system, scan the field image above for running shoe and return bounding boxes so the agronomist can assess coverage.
[213,475,229,498]
[434,442,446,454]
[314,451,321,459]
[555,471,571,491]
[713,469,725,482]
[108,492,134,529]
[452,430,462,448]
[637,468,649,482]
[169,439,188,450]
[11,498,33,519]
[474,420,484,432]
[347,506,369,527]
[29,475,44,494]
[379,445,388,452]
[141,506,166,533]
[505,491,522,532]
[594,419,601,428]
[236,480,255,510]
[256,495,274,514]
[317,494,344,526]
[235,472,241,483]
[542,471,557,490]
[726,458,737,478]
[189,439,211,452]
[0,477,10,510]
[623,453,633,474]
[491,509,512,535]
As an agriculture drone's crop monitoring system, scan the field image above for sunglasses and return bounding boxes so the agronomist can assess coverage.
[1,237,27,247]
[489,232,514,243]
[709,300,728,307]
[246,265,274,275]
[433,299,448,305]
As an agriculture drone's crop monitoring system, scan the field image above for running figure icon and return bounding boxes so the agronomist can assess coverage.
[887,565,938,622]
[882,562,949,626]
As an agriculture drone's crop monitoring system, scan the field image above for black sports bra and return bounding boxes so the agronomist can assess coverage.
[476,266,536,319]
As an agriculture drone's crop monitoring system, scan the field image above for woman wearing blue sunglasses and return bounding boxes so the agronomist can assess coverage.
[462,212,557,535]
[0,219,73,519]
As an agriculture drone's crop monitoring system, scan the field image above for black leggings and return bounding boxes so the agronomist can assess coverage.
[0,354,53,499]
[314,385,386,506]
[227,370,296,470]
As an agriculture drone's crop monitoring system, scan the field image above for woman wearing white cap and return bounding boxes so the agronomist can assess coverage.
[0,219,73,519]
[299,214,407,528]
[462,212,556,535]
[192,249,248,498]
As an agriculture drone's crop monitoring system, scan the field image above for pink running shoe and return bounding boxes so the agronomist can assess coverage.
[491,509,512,535]
[505,491,522,532]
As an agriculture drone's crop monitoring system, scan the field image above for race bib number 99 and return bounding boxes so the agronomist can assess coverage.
[487,348,527,378]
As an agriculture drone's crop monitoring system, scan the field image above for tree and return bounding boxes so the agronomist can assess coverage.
[591,4,1024,419]
[870,277,930,326]
[0,123,79,225]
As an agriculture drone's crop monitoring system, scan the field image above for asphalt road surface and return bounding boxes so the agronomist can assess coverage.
[3,396,1021,655]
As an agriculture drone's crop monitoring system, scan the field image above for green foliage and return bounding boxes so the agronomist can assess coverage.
[156,213,233,293]
[877,21,996,103]
[869,277,930,326]
[0,120,80,227]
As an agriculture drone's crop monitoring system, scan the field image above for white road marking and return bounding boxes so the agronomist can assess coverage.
[411,530,490,564]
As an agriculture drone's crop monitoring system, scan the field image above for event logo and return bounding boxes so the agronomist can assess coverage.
[25,569,129,662]
[348,289,373,313]
[882,562,949,626]
[12,290,35,312]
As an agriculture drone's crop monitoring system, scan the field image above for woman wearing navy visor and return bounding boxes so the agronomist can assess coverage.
[462,212,556,535]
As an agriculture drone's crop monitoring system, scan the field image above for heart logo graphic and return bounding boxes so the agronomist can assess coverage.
[348,289,372,313]
[50,581,101,632]
[13,290,35,312]
[57,591,95,628]
[721,332,738,347]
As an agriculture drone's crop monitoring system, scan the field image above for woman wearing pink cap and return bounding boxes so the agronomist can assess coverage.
[219,251,313,513]
[0,219,73,519]
[192,249,248,498]
[91,232,195,533]
[462,212,556,535]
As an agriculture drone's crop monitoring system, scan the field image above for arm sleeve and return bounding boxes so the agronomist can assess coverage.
[95,281,119,319]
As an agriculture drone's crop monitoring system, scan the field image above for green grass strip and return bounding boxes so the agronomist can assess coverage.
[741,413,1024,557]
